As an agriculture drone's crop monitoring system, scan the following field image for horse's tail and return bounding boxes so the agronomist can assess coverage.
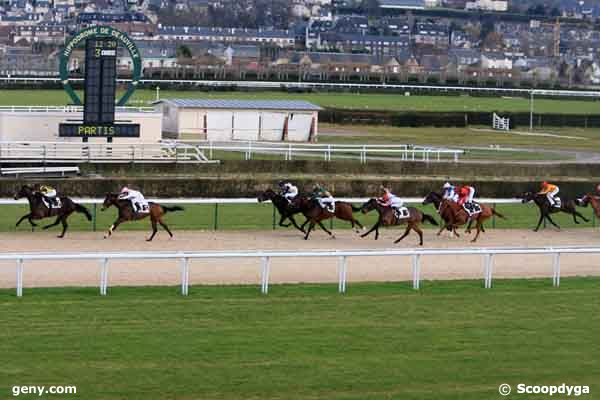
[492,208,506,219]
[422,213,439,226]
[162,205,184,214]
[75,203,92,221]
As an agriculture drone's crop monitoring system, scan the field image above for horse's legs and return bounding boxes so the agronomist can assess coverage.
[16,213,37,230]
[546,214,561,230]
[58,217,68,238]
[361,221,380,239]
[288,215,306,233]
[317,220,334,237]
[413,225,424,246]
[104,219,122,239]
[533,213,544,232]
[436,223,447,236]
[278,215,292,228]
[394,226,412,244]
[158,217,174,238]
[465,219,473,234]
[572,210,589,224]
[147,218,159,242]
[471,221,482,243]
[43,216,61,230]
[304,221,316,240]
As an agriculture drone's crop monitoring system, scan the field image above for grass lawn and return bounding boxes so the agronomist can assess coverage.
[1,279,599,399]
[1,203,597,234]
[319,124,600,154]
[4,89,600,114]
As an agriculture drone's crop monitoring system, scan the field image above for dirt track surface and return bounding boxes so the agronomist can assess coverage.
[1,229,599,288]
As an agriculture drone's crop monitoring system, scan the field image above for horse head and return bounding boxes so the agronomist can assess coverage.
[257,189,276,203]
[101,193,118,211]
[518,192,535,204]
[423,191,441,206]
[576,194,592,207]
[360,198,378,214]
[14,185,34,200]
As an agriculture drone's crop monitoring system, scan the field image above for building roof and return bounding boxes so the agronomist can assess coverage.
[156,99,322,111]
[379,0,425,9]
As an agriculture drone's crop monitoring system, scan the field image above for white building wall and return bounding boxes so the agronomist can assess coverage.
[206,111,233,141]
[287,113,314,141]
[0,111,162,142]
[260,112,286,141]
[233,111,260,141]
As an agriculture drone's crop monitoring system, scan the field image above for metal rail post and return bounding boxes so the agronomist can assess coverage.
[261,256,271,294]
[213,203,219,230]
[553,252,561,287]
[412,254,421,290]
[180,257,190,295]
[16,259,23,297]
[99,258,108,296]
[338,256,347,293]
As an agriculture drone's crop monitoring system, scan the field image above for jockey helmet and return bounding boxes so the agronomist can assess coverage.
[542,181,548,187]
[597,184,600,193]
[278,181,285,187]
[121,186,129,193]
[443,182,452,189]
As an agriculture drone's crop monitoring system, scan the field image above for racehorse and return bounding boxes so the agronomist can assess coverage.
[422,191,505,242]
[577,193,600,217]
[519,192,588,232]
[257,189,306,233]
[300,199,364,240]
[101,193,184,241]
[360,198,438,245]
[14,185,92,238]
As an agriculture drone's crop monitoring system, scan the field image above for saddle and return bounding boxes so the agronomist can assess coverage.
[42,197,62,209]
[462,202,481,216]
[394,207,410,220]
[553,197,562,208]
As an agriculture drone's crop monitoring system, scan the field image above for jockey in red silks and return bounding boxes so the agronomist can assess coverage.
[457,185,476,207]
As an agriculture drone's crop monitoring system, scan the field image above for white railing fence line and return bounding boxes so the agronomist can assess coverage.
[185,140,464,162]
[0,141,214,163]
[0,197,522,205]
[3,246,599,297]
[0,105,156,113]
[2,77,600,98]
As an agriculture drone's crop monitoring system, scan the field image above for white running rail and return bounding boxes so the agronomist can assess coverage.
[190,141,464,162]
[2,246,598,297]
[0,105,155,113]
[0,141,216,163]
[0,197,522,205]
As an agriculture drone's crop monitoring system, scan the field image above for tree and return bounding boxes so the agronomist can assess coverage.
[177,45,192,59]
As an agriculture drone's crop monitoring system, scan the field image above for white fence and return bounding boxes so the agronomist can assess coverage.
[0,105,155,113]
[492,113,510,131]
[191,141,464,163]
[0,141,215,163]
[3,77,600,98]
[2,246,599,297]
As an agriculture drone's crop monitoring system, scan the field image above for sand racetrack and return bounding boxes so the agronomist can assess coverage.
[1,228,599,289]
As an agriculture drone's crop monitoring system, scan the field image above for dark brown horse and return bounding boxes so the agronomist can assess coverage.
[520,192,588,231]
[257,189,306,233]
[301,199,364,240]
[360,198,438,245]
[576,193,600,217]
[101,193,184,241]
[14,185,92,238]
[423,192,505,242]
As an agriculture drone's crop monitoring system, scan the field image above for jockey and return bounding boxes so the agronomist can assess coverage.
[539,181,560,207]
[278,181,298,203]
[118,186,149,214]
[378,186,403,214]
[457,185,476,207]
[37,184,58,207]
[442,182,458,202]
[313,183,335,212]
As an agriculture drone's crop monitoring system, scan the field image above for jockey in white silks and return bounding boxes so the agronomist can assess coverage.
[278,181,298,203]
[119,187,149,214]
[442,182,459,202]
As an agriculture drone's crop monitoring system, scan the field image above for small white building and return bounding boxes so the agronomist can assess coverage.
[465,0,507,12]
[156,99,321,142]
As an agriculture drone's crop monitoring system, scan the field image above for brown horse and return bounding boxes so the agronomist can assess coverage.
[101,193,184,241]
[14,185,92,238]
[360,198,438,245]
[577,193,600,217]
[423,191,505,243]
[301,199,364,240]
